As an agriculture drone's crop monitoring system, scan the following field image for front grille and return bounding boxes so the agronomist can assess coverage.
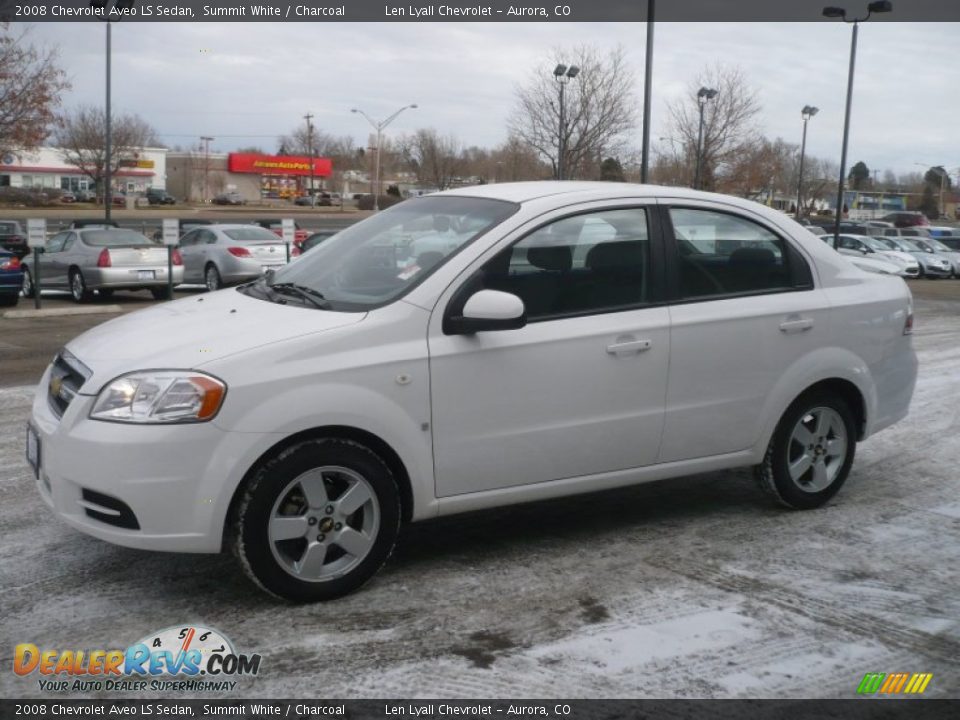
[47,350,91,419]
[79,488,140,530]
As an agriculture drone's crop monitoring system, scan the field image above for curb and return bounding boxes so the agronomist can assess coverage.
[3,305,124,319]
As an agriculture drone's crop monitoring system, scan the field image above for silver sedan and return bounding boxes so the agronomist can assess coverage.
[178,224,292,291]
[21,228,184,303]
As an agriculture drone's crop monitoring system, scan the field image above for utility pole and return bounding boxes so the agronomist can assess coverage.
[304,112,315,206]
[200,136,213,203]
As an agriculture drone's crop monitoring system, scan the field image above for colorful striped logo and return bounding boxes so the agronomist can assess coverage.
[857,672,933,695]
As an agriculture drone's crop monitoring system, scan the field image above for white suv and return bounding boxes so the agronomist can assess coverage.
[27,183,918,601]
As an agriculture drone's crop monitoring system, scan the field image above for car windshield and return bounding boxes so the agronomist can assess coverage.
[861,237,889,252]
[0,222,20,234]
[81,230,153,247]
[898,239,923,252]
[927,239,952,252]
[224,227,283,242]
[249,196,518,311]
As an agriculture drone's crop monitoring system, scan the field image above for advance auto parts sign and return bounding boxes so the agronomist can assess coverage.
[228,152,332,177]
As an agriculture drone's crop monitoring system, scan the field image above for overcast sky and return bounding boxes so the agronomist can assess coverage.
[24,21,959,178]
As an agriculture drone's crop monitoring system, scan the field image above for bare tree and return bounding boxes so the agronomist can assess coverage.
[665,64,761,190]
[52,105,160,197]
[0,24,70,154]
[401,129,463,190]
[509,45,637,180]
[491,136,549,182]
[722,136,796,201]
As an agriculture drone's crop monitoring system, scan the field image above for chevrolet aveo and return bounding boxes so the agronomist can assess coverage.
[27,183,917,601]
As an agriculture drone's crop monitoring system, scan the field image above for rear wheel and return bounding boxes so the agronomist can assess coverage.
[69,269,93,303]
[205,264,222,292]
[0,293,18,307]
[232,438,401,602]
[755,390,857,510]
[21,267,35,299]
[98,288,114,299]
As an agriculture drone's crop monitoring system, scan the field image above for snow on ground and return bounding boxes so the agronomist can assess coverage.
[1,299,957,699]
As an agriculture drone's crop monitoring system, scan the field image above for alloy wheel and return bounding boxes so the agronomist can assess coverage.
[787,407,847,493]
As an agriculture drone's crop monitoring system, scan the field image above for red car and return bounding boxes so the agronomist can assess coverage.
[881,211,930,228]
[252,219,309,247]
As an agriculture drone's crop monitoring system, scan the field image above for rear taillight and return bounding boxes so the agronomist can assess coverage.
[171,249,183,266]
[97,249,112,268]
[904,308,914,335]
[227,247,251,258]
[0,256,20,271]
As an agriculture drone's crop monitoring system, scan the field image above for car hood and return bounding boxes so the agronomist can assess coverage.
[66,289,365,393]
[877,250,916,265]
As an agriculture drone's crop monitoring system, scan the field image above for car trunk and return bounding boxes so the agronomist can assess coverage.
[104,246,170,266]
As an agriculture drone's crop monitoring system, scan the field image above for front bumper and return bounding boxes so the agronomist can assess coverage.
[921,265,951,278]
[30,364,279,553]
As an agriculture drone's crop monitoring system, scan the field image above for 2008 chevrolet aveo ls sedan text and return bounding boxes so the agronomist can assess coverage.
[27,183,917,601]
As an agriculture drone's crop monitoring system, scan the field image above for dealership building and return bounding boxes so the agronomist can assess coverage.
[166,151,332,202]
[0,146,168,193]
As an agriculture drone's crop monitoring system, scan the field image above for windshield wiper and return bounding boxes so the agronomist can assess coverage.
[267,282,330,309]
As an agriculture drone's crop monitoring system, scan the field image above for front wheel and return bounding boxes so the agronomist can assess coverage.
[21,267,35,299]
[70,269,93,303]
[232,438,401,601]
[755,390,857,510]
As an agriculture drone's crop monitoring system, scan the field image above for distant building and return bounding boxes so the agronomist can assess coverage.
[0,146,168,193]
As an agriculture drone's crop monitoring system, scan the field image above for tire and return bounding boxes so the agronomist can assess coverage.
[21,267,35,299]
[755,390,857,510]
[0,293,18,307]
[205,264,222,292]
[98,288,114,299]
[150,287,170,301]
[69,269,93,303]
[232,438,401,602]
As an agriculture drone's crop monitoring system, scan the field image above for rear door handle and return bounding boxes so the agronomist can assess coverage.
[606,338,652,356]
[779,318,814,333]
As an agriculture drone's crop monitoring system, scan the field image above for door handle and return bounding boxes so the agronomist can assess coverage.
[606,338,652,356]
[779,318,814,334]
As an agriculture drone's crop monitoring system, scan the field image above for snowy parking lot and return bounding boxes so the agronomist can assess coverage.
[1,296,958,700]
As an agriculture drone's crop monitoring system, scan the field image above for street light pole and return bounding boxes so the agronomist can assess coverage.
[824,2,892,241]
[640,0,655,183]
[105,21,112,221]
[304,112,315,206]
[351,104,418,211]
[693,87,717,190]
[552,64,580,181]
[200,136,213,203]
[796,105,819,220]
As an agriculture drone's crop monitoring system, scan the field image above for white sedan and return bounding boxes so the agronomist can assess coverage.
[27,183,917,601]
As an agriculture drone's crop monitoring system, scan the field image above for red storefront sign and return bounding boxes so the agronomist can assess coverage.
[228,153,332,176]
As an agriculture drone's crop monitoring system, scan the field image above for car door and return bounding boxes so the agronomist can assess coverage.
[428,204,670,497]
[659,203,830,463]
[178,230,202,282]
[40,232,69,289]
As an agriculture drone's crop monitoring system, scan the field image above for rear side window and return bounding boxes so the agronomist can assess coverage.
[668,207,811,299]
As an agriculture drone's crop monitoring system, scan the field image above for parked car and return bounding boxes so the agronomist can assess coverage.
[177,224,292,291]
[26,183,919,601]
[73,189,96,203]
[251,218,310,247]
[212,192,245,206]
[881,211,930,228]
[60,192,76,204]
[0,220,28,258]
[0,247,23,306]
[20,228,184,303]
[294,192,333,207]
[300,230,336,254]
[69,219,120,230]
[831,234,919,277]
[912,237,960,277]
[146,188,177,205]
[873,236,952,278]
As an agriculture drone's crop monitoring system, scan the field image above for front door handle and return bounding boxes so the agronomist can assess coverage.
[606,338,652,356]
[779,317,814,334]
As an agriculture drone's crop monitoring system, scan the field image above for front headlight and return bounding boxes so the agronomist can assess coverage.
[90,371,226,424]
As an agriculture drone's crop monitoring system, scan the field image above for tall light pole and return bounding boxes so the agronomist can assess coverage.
[351,104,417,211]
[640,0,655,183]
[823,1,892,240]
[552,63,580,180]
[304,112,315,206]
[693,86,718,190]
[90,0,134,219]
[200,136,213,203]
[796,105,819,220]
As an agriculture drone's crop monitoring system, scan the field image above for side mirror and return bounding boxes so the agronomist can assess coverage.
[445,289,526,335]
